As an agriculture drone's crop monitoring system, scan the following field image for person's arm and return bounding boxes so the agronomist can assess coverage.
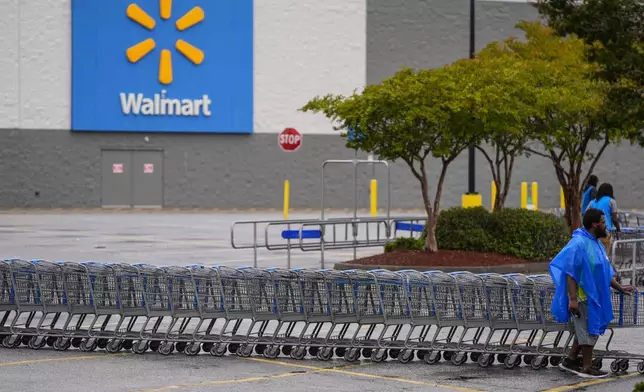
[567,275,579,315]
[611,277,635,294]
[590,187,597,200]
[610,199,620,231]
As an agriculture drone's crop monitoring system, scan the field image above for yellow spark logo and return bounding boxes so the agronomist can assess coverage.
[126,0,205,85]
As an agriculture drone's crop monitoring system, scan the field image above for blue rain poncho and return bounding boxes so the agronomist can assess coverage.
[549,228,615,335]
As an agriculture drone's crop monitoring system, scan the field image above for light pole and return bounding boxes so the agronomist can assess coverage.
[467,0,477,197]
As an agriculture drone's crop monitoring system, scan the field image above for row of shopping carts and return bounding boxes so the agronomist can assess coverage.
[1,258,643,374]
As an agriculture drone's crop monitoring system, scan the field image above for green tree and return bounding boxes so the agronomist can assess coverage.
[496,21,634,230]
[471,49,537,211]
[300,64,483,252]
[535,0,644,135]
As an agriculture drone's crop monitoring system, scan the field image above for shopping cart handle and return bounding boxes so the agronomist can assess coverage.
[184,264,204,269]
[369,269,389,273]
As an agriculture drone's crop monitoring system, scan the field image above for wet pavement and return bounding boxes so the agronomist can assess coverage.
[0,211,643,392]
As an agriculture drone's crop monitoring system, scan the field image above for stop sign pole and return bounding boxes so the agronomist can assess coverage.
[278,128,302,152]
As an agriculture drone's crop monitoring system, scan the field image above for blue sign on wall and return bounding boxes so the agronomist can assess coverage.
[71,0,253,133]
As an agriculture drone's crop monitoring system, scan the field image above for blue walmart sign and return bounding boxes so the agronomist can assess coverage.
[71,0,253,133]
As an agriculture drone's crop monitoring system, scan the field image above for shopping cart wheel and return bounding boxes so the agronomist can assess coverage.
[228,343,239,354]
[451,352,467,366]
[371,349,387,363]
[397,349,414,364]
[132,340,149,354]
[591,358,603,370]
[344,347,360,362]
[470,352,481,363]
[530,356,545,370]
[477,353,492,368]
[21,336,30,346]
[176,342,187,353]
[308,346,319,357]
[201,343,214,353]
[71,338,82,348]
[80,338,97,352]
[158,341,174,356]
[389,349,401,359]
[97,339,108,349]
[524,355,534,365]
[290,346,307,360]
[610,360,620,374]
[2,335,15,348]
[335,347,346,358]
[417,350,428,360]
[54,337,72,351]
[105,339,123,353]
[443,351,454,361]
[619,360,629,372]
[362,348,373,358]
[255,344,266,355]
[504,354,518,369]
[149,341,160,352]
[549,356,562,367]
[28,336,46,350]
[316,347,334,361]
[424,351,441,365]
[210,343,227,357]
[541,356,549,368]
[184,342,201,356]
[263,345,280,359]
[122,340,134,351]
[47,337,56,347]
[281,345,293,356]
[637,361,644,374]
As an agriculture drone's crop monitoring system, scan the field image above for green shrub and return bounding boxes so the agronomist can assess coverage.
[435,206,496,252]
[492,208,570,261]
[434,206,569,261]
[633,381,644,392]
[385,236,424,253]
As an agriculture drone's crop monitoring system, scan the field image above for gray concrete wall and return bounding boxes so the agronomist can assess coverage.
[1,129,642,210]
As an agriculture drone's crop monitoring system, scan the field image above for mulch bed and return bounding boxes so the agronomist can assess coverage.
[348,250,534,267]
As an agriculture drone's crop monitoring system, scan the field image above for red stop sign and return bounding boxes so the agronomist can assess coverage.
[278,128,302,152]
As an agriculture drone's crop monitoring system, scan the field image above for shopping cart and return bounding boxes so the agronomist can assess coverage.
[2,258,644,375]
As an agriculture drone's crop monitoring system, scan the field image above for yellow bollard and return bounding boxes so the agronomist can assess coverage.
[370,179,378,216]
[560,186,566,209]
[491,181,497,211]
[521,182,528,209]
[283,180,290,219]
[531,182,539,211]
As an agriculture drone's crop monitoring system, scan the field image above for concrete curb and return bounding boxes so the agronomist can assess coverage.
[333,261,550,274]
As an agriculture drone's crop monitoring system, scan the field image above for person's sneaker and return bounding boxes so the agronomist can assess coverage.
[578,367,609,379]
[559,357,582,373]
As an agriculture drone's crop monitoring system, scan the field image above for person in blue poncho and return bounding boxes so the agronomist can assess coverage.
[550,208,635,378]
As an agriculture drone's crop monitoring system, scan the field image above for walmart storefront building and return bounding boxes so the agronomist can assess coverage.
[1,0,642,210]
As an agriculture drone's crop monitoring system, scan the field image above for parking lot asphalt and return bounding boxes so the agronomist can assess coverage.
[1,210,644,392]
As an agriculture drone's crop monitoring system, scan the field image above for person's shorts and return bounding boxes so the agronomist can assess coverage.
[568,301,599,346]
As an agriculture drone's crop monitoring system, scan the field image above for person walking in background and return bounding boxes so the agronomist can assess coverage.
[581,175,599,214]
[586,183,620,257]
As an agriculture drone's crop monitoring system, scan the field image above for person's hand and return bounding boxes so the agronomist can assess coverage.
[569,298,579,317]
[621,285,637,295]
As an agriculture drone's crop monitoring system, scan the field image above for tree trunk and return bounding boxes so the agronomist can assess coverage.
[477,145,516,212]
[561,173,582,233]
[419,174,438,253]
